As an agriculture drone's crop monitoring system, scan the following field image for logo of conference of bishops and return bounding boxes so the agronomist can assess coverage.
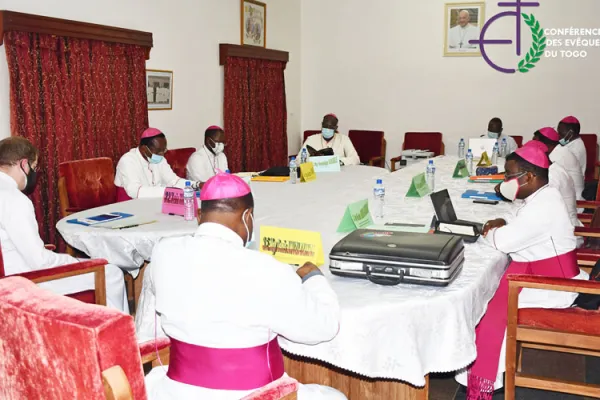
[470,0,544,73]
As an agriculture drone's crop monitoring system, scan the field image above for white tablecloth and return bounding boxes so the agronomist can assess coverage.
[56,159,510,386]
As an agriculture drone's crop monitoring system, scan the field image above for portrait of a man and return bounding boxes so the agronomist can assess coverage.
[444,3,485,57]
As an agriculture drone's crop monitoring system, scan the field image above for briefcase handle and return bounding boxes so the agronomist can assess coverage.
[366,268,403,286]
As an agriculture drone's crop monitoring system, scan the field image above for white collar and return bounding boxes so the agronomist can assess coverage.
[524,184,549,205]
[0,170,18,189]
[135,147,151,165]
[194,222,244,247]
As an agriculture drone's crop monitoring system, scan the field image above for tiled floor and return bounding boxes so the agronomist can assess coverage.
[429,348,598,400]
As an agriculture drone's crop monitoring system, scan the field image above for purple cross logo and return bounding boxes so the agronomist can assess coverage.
[470,0,541,73]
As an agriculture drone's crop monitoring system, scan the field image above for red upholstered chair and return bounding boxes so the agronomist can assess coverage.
[348,130,386,167]
[303,130,321,143]
[164,147,196,178]
[58,157,117,219]
[511,135,524,148]
[580,134,598,182]
[0,276,170,400]
[390,132,445,172]
[505,274,600,399]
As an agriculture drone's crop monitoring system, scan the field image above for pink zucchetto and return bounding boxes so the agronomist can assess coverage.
[141,128,163,139]
[523,140,549,153]
[538,127,560,141]
[561,116,579,124]
[200,173,251,201]
[325,113,337,119]
[206,125,223,132]
[515,144,550,169]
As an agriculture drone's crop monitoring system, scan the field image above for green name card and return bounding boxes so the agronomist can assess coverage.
[453,159,470,179]
[337,199,373,233]
[406,173,431,198]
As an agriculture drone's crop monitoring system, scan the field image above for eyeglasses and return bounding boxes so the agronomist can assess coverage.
[504,171,526,181]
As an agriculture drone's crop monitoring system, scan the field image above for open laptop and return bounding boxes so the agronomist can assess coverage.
[430,189,484,234]
[468,138,497,159]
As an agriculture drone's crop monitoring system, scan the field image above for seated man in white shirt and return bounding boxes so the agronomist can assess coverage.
[481,117,518,155]
[0,137,127,311]
[456,144,587,399]
[299,113,360,166]
[114,128,201,200]
[558,116,587,177]
[144,173,346,400]
[186,125,228,182]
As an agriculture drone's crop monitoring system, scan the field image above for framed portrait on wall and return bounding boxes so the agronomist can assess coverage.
[146,70,173,110]
[444,2,485,57]
[241,0,266,47]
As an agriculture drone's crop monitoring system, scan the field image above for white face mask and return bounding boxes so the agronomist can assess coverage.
[487,131,499,139]
[210,139,225,155]
[242,208,254,248]
[499,172,527,201]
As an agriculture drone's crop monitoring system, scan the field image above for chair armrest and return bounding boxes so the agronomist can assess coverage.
[577,200,600,210]
[14,259,108,306]
[368,156,385,166]
[390,156,402,172]
[507,274,600,295]
[575,227,600,238]
[139,337,171,366]
[44,244,56,251]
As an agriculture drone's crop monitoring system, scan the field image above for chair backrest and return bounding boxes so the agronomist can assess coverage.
[348,130,386,165]
[403,132,445,156]
[164,147,196,178]
[511,135,524,148]
[0,277,146,400]
[580,134,598,181]
[303,130,321,143]
[58,158,117,217]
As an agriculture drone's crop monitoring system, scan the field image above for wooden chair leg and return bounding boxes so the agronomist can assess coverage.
[132,262,148,314]
[516,343,523,373]
[124,274,135,314]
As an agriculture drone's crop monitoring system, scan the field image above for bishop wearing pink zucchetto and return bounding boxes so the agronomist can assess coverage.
[141,172,347,400]
[298,113,360,166]
[114,127,202,201]
[187,125,229,182]
[557,115,587,177]
[455,143,588,399]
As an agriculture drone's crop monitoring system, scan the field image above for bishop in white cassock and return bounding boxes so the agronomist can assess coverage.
[143,172,346,400]
[298,114,360,166]
[114,128,201,201]
[0,137,127,311]
[448,10,480,50]
[186,125,229,182]
[559,116,587,177]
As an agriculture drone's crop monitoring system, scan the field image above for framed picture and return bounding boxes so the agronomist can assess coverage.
[444,2,485,57]
[241,0,266,47]
[146,69,173,110]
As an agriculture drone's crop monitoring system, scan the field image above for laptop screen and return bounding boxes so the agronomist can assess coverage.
[468,138,497,159]
[430,189,457,223]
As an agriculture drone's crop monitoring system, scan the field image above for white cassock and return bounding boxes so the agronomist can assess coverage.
[456,185,587,390]
[549,163,583,247]
[550,144,584,201]
[144,223,346,400]
[299,133,360,166]
[0,172,128,312]
[186,145,229,182]
[565,137,588,177]
[114,148,186,199]
[448,24,480,50]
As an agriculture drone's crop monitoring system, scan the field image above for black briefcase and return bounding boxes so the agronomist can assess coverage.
[329,229,464,286]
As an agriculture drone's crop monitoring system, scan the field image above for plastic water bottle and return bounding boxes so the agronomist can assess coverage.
[458,138,465,158]
[426,159,436,192]
[301,148,308,164]
[183,181,195,221]
[289,157,297,184]
[500,138,508,158]
[225,169,231,174]
[492,142,499,165]
[466,149,474,175]
[373,179,385,218]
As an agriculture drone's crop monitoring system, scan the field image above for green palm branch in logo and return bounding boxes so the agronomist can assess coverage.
[518,13,546,73]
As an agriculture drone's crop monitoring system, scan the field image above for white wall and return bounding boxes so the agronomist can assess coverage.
[301,0,600,163]
[0,0,301,153]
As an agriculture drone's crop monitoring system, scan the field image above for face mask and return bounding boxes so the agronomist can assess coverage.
[487,131,499,139]
[21,162,38,195]
[559,130,573,146]
[322,128,335,140]
[145,146,164,164]
[499,172,527,201]
[242,208,254,248]
[210,139,225,155]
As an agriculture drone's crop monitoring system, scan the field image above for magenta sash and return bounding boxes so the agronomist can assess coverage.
[467,250,579,399]
[166,337,285,391]
[116,187,132,203]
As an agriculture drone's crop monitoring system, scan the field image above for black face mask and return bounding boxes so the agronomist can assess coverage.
[21,162,38,195]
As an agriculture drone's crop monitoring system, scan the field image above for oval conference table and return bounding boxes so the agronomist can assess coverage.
[57,158,510,399]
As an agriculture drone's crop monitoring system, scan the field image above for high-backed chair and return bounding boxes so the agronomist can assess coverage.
[511,135,524,148]
[580,134,598,182]
[0,276,170,400]
[505,274,600,399]
[303,130,321,143]
[58,157,117,218]
[348,130,386,167]
[390,132,444,172]
[164,147,196,178]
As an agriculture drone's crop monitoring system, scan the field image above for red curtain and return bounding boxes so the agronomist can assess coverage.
[4,31,148,246]
[224,57,288,172]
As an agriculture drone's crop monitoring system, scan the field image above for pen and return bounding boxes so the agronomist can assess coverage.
[117,220,158,230]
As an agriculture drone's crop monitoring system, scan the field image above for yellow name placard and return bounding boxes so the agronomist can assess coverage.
[260,226,325,266]
[300,162,316,183]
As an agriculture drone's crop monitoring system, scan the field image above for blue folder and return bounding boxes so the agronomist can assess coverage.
[461,190,501,201]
